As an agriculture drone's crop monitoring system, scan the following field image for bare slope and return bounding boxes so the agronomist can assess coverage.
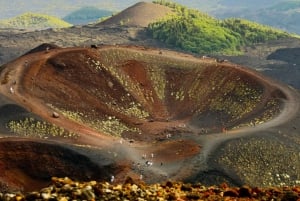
[97,2,173,27]
[0,139,116,192]
[10,46,285,137]
[0,12,72,29]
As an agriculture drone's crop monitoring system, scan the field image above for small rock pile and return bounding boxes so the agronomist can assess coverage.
[1,177,300,200]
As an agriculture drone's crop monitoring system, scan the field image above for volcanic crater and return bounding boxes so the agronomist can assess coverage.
[0,45,297,191]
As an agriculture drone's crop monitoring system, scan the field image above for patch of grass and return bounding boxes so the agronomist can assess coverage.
[106,101,149,119]
[149,65,166,100]
[209,81,263,122]
[171,90,185,101]
[233,98,282,128]
[50,106,141,137]
[7,117,79,139]
[90,116,140,137]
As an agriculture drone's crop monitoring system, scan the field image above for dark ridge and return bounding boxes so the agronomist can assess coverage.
[267,47,300,64]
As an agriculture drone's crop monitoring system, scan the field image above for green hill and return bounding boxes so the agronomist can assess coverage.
[0,12,72,29]
[63,7,113,25]
[148,1,292,55]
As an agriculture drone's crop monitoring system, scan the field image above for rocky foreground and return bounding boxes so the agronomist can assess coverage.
[1,177,300,201]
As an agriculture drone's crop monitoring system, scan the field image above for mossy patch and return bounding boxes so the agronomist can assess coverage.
[7,117,79,139]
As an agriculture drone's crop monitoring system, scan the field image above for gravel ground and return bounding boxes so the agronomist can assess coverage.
[212,134,300,187]
[1,177,300,201]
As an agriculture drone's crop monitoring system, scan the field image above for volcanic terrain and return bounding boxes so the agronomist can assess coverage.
[0,44,299,192]
[0,1,300,196]
[98,2,174,27]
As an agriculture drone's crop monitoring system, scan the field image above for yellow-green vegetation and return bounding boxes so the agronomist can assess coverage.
[55,108,85,123]
[86,57,103,71]
[87,49,267,125]
[90,116,140,137]
[91,53,146,105]
[95,50,156,106]
[186,70,205,101]
[149,1,291,54]
[98,49,193,104]
[162,63,207,105]
[209,82,262,121]
[51,107,140,137]
[106,101,149,119]
[171,90,185,101]
[216,137,300,187]
[148,65,166,100]
[0,12,72,29]
[123,102,149,119]
[221,18,290,45]
[85,56,150,119]
[162,63,263,122]
[234,98,282,128]
[7,117,78,139]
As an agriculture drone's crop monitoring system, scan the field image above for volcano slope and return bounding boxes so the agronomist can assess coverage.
[0,45,299,191]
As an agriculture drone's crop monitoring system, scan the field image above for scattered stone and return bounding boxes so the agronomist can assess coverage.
[9,86,14,94]
[52,111,60,118]
[82,186,95,200]
[223,189,239,197]
[239,185,252,197]
[107,81,114,88]
[1,178,300,201]
[91,44,98,49]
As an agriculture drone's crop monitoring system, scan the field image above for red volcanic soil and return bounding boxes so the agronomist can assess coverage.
[97,2,173,27]
[0,45,297,191]
[0,138,116,192]
[7,46,285,139]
